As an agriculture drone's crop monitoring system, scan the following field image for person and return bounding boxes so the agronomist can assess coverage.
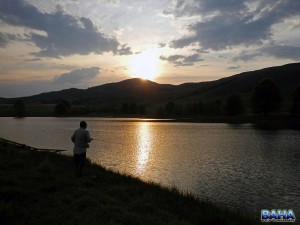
[71,121,92,177]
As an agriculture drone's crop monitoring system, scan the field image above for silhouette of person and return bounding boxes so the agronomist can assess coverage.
[71,121,92,177]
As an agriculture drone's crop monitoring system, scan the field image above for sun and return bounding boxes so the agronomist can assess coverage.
[129,49,159,80]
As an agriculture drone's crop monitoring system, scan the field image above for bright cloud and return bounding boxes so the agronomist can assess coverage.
[53,67,100,85]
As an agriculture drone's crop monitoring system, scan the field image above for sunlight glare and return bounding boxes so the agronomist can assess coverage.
[136,122,152,175]
[129,49,159,80]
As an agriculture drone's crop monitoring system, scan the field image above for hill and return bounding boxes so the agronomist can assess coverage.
[1,62,300,107]
[176,62,300,103]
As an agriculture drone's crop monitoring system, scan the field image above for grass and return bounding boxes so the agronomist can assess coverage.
[0,139,258,225]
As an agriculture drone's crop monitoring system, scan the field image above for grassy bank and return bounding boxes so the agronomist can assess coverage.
[0,139,257,225]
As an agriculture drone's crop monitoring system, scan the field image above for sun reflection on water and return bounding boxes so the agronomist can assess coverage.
[136,122,152,175]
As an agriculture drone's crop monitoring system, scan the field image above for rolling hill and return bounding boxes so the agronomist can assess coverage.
[1,62,300,107]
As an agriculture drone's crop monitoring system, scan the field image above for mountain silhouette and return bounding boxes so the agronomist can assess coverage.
[1,62,300,106]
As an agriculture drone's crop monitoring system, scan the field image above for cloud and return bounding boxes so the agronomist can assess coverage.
[160,53,203,66]
[172,0,248,18]
[0,0,132,57]
[0,32,21,47]
[53,67,100,85]
[227,65,240,70]
[263,45,300,60]
[234,44,300,62]
[162,10,173,18]
[169,0,300,51]
[158,43,166,48]
[117,44,133,55]
[0,33,11,47]
[233,51,262,62]
[171,15,272,50]
[0,80,54,98]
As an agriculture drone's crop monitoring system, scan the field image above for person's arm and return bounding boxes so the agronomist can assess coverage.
[86,131,92,143]
[71,132,75,143]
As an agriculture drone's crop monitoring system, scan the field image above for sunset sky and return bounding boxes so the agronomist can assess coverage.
[0,0,300,97]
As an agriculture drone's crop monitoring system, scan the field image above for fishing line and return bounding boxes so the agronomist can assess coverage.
[92,138,124,145]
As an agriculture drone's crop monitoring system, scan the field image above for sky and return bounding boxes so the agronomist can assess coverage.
[0,0,300,97]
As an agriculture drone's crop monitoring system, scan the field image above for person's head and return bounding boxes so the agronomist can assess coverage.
[80,121,87,129]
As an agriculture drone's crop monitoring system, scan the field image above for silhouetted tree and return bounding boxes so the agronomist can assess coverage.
[251,78,281,116]
[191,103,198,115]
[81,106,90,115]
[207,99,223,115]
[197,101,205,115]
[184,103,193,115]
[165,101,175,115]
[224,94,245,116]
[156,106,165,116]
[174,104,183,116]
[138,104,146,115]
[55,100,71,116]
[129,103,137,114]
[13,99,26,117]
[184,101,205,116]
[291,85,300,114]
[121,103,129,114]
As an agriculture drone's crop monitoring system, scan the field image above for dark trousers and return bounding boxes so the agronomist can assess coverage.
[74,152,86,177]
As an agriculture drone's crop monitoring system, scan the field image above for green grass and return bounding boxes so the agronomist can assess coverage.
[0,140,258,225]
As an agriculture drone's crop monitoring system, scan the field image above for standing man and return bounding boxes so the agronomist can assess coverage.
[71,121,92,177]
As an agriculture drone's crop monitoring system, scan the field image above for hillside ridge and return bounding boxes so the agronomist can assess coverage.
[1,62,300,105]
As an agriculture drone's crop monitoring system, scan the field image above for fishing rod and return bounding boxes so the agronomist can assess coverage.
[92,138,124,145]
[0,137,67,153]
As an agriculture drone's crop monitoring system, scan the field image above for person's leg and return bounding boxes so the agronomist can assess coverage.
[77,152,86,177]
[74,154,80,177]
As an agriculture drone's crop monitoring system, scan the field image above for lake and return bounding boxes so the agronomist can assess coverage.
[0,117,299,218]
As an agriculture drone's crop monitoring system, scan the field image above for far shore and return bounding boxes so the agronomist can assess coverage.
[2,114,300,129]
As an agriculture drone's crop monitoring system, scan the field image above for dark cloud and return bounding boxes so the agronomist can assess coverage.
[233,51,262,62]
[0,0,131,57]
[171,15,272,50]
[160,53,203,66]
[234,44,300,62]
[0,33,10,47]
[0,67,100,97]
[197,0,247,14]
[0,32,21,47]
[23,58,42,62]
[170,0,300,51]
[53,67,100,85]
[0,80,54,98]
[227,65,240,70]
[162,10,173,16]
[263,45,300,60]
[172,0,248,17]
[117,44,133,55]
[158,43,166,48]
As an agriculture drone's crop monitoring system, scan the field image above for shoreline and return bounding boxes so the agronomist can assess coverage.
[0,137,257,225]
[1,114,300,129]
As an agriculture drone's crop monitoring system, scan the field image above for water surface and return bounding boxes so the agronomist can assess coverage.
[0,117,299,219]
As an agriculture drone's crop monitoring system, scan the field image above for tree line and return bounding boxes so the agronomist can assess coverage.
[161,78,300,117]
[12,78,300,117]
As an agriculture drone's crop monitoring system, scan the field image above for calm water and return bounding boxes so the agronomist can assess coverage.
[0,117,299,218]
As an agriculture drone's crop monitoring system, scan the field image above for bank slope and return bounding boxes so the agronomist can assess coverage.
[0,139,257,225]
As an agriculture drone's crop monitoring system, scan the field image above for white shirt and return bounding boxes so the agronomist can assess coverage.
[71,127,92,154]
